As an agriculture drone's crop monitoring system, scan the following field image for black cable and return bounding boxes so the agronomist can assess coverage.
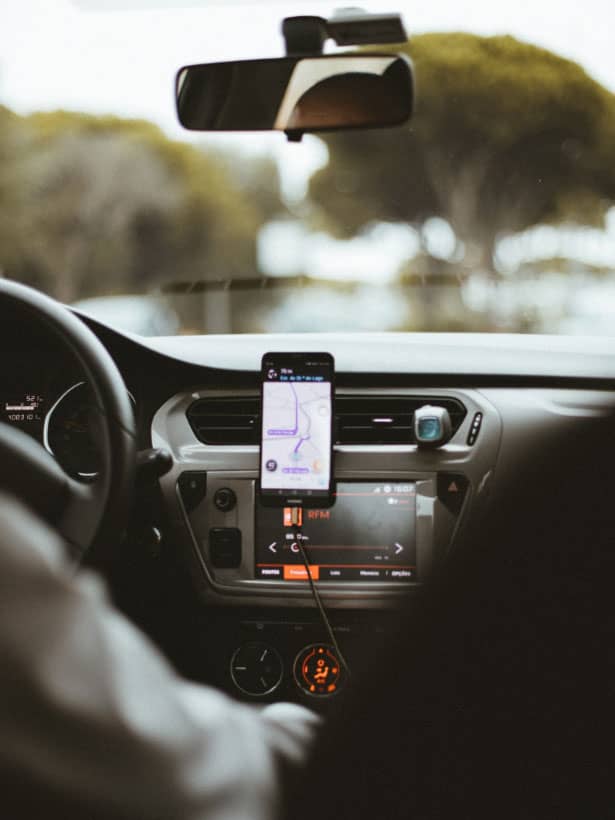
[295,523,351,677]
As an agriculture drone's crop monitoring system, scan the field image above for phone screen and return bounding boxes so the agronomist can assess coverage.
[260,353,334,504]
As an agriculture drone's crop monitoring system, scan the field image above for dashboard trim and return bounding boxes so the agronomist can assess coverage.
[133,331,615,384]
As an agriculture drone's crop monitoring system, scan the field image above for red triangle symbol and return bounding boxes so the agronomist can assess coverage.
[448,481,459,493]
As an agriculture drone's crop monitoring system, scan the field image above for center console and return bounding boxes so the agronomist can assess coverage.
[152,385,500,703]
[153,386,500,608]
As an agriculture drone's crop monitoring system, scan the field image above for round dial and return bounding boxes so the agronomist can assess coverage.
[294,643,345,697]
[230,642,283,697]
[44,382,102,479]
[44,381,134,480]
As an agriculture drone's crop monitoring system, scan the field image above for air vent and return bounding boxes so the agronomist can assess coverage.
[335,396,466,445]
[187,395,467,447]
[187,397,259,445]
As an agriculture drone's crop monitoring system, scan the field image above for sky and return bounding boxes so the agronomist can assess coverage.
[4,0,615,195]
[4,1,615,141]
[4,0,615,283]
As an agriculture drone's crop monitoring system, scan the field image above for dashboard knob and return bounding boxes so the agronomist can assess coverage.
[294,643,345,697]
[214,486,237,512]
[230,642,283,697]
[414,405,452,448]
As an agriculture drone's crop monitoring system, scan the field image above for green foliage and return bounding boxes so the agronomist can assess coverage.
[310,33,615,273]
[0,108,283,303]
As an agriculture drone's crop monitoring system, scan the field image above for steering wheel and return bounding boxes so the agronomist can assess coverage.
[0,280,137,566]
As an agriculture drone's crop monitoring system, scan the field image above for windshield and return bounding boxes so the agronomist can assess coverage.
[3,0,615,336]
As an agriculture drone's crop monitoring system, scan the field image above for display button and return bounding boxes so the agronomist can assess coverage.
[284,565,319,581]
[256,566,282,578]
[178,471,207,513]
[209,527,242,568]
[388,568,415,579]
[437,473,469,515]
[319,567,343,580]
[358,568,383,579]
[294,643,345,697]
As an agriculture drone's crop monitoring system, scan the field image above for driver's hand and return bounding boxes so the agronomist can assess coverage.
[261,701,322,766]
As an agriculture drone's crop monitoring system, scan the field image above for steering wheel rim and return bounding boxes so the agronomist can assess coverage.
[0,279,137,567]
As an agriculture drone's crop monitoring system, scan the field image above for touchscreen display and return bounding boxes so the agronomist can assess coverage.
[255,481,417,581]
[260,355,333,497]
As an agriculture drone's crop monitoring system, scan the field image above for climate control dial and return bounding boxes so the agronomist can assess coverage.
[294,643,345,697]
[230,642,283,697]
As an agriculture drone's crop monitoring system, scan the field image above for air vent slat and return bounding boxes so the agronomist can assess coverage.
[187,397,260,445]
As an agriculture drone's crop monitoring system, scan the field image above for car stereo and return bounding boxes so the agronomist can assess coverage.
[169,469,447,607]
[254,481,416,582]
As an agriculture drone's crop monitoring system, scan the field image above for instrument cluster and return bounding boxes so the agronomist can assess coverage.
[2,355,133,480]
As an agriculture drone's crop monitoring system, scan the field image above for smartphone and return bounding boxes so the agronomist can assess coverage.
[259,352,334,507]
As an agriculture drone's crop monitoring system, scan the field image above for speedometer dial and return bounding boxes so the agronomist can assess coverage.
[44,382,101,479]
[44,382,134,480]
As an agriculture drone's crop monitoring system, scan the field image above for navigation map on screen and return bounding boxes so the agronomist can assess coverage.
[260,359,332,494]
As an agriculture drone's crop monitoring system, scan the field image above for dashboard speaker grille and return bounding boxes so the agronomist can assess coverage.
[187,395,466,446]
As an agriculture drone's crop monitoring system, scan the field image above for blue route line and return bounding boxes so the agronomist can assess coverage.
[293,395,313,453]
[289,383,299,434]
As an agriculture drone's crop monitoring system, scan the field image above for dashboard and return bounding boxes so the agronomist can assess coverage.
[2,312,614,706]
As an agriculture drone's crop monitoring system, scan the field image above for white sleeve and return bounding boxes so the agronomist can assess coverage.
[0,494,319,820]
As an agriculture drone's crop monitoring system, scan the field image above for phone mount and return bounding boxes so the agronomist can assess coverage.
[282,9,408,56]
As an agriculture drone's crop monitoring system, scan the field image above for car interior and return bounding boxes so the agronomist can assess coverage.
[1,1,615,815]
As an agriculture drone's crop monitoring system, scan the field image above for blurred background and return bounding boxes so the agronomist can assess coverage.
[2,0,615,336]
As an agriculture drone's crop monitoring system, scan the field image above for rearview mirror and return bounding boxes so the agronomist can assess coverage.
[176,54,413,136]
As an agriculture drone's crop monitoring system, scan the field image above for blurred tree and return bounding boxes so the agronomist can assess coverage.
[208,148,285,224]
[0,106,32,279]
[309,33,615,276]
[0,110,281,307]
[16,126,182,301]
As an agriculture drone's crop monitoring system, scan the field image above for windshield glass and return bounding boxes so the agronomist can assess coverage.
[3,0,615,335]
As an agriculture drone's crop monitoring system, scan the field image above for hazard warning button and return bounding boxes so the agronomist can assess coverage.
[437,473,469,515]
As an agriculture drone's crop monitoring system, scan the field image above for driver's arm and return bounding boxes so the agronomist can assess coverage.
[0,493,319,820]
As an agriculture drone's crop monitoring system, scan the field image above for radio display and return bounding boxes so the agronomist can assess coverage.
[255,482,417,582]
